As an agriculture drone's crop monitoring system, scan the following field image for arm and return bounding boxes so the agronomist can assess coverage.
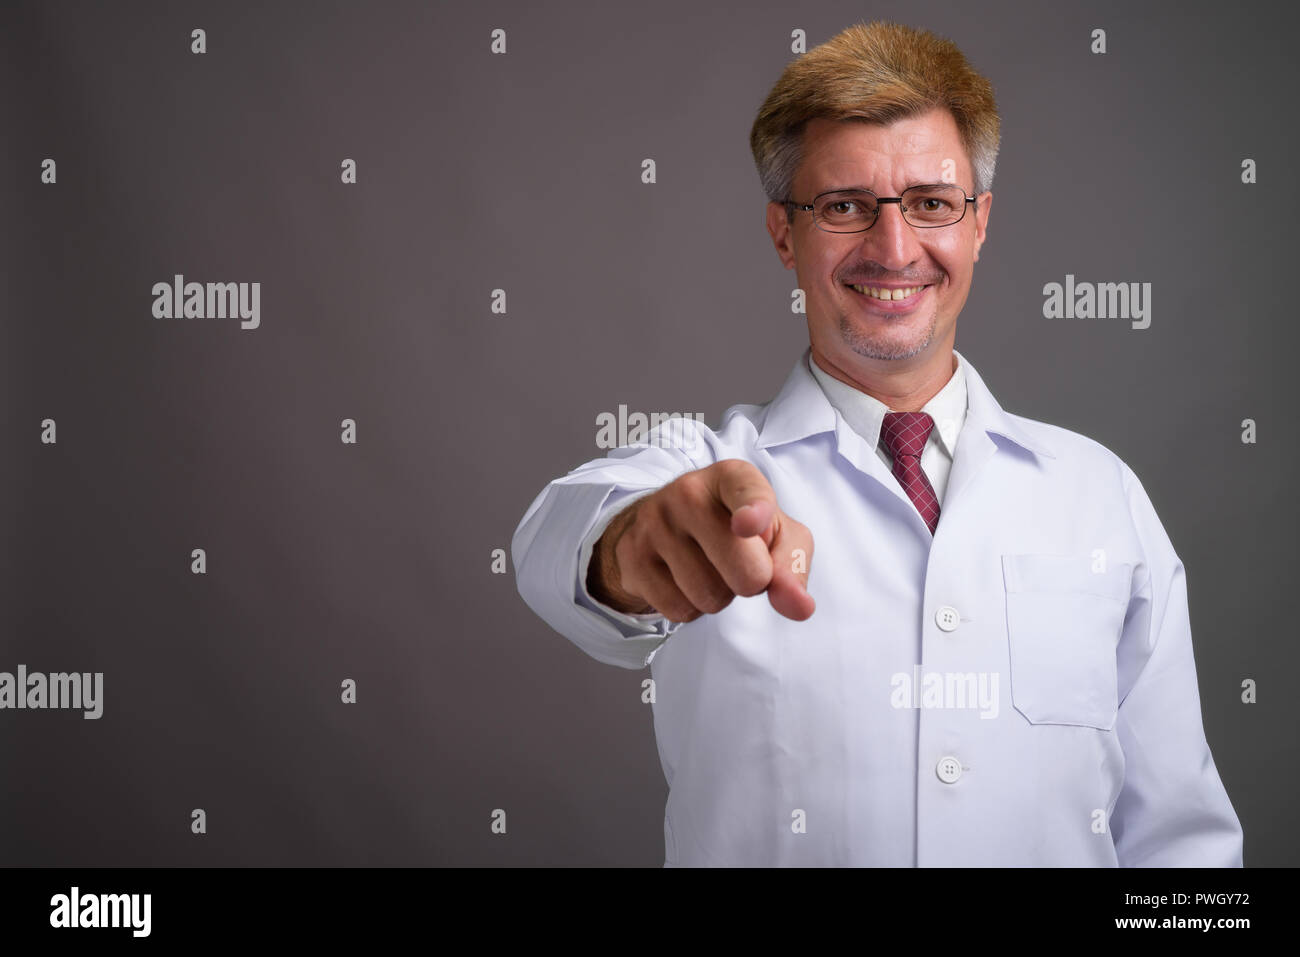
[1109,466,1244,866]
[511,429,701,670]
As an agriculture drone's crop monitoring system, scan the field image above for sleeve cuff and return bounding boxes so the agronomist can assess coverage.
[575,488,677,636]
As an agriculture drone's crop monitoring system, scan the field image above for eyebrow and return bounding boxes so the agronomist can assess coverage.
[815,182,964,196]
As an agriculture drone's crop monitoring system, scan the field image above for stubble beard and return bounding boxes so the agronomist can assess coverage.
[835,299,940,361]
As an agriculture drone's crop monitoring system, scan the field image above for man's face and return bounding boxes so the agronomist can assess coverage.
[765,108,992,371]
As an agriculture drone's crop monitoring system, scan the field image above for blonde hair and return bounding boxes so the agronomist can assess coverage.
[750,21,1000,214]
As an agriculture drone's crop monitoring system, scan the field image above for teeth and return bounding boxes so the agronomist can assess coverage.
[851,284,926,301]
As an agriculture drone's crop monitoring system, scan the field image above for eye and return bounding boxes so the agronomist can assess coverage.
[914,197,955,212]
[904,188,960,214]
[819,193,875,218]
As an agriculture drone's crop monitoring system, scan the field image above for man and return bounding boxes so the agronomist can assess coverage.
[511,21,1243,867]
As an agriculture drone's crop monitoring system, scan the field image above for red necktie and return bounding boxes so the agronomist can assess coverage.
[880,411,941,534]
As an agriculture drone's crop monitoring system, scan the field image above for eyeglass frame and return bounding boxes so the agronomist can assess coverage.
[781,184,979,233]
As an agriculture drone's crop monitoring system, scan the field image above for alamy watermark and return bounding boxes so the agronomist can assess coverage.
[1042,274,1151,329]
[50,887,150,937]
[595,405,705,451]
[0,665,103,719]
[890,666,999,719]
[152,274,260,329]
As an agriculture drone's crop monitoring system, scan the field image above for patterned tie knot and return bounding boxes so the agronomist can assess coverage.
[881,411,935,460]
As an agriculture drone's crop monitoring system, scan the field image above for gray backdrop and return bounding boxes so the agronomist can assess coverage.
[1,0,1294,866]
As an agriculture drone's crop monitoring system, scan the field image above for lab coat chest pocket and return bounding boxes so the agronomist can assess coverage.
[1002,553,1133,730]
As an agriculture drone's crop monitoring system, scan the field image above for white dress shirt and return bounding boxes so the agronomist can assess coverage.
[512,346,1243,867]
[806,350,968,507]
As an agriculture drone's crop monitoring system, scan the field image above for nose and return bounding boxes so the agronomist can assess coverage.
[861,201,924,272]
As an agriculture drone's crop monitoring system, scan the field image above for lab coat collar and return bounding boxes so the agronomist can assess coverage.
[754,346,1056,461]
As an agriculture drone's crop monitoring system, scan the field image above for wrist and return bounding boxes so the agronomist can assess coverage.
[588,504,656,615]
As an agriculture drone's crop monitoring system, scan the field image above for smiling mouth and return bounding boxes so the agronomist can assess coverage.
[845,283,931,302]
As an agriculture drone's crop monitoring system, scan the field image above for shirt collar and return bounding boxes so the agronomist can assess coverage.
[806,349,968,457]
[753,346,1055,460]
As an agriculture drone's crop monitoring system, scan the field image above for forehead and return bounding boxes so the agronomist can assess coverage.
[795,108,969,192]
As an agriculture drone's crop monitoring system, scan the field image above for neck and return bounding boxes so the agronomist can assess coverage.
[810,346,957,412]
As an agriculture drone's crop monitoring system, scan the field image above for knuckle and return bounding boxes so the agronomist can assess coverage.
[698,589,735,615]
[733,568,769,597]
[648,585,694,622]
[644,590,678,620]
[613,533,646,575]
[619,566,648,599]
[636,492,669,528]
[674,474,714,510]
[717,458,763,491]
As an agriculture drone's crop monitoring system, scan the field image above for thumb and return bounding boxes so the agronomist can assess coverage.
[730,499,776,548]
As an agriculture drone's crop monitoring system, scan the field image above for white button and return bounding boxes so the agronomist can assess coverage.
[936,756,963,784]
[935,605,960,632]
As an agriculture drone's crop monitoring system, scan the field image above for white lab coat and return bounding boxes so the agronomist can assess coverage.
[511,347,1243,867]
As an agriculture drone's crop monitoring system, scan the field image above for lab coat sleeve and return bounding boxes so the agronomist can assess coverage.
[1109,465,1244,866]
[511,428,708,670]
[573,488,669,630]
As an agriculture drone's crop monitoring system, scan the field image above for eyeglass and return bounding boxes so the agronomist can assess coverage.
[782,184,977,233]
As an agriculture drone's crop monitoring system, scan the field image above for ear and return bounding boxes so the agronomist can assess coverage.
[765,201,798,270]
[972,191,992,263]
